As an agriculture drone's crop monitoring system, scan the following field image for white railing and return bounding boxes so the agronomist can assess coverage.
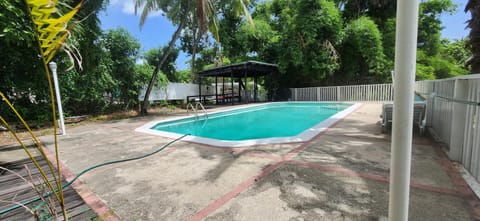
[416,75,480,181]
[290,77,480,181]
[290,83,394,102]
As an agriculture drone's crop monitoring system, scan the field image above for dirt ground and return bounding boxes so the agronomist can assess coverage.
[2,103,479,220]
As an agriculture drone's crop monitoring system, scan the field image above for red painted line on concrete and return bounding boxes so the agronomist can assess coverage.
[42,146,121,221]
[433,146,480,219]
[284,103,364,160]
[186,161,284,221]
[233,150,284,161]
[409,182,459,196]
[283,126,335,159]
[434,147,473,196]
[287,160,459,196]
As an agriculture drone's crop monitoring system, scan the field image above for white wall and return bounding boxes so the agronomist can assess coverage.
[138,83,214,101]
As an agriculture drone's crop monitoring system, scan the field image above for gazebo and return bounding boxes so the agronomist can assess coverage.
[194,61,279,105]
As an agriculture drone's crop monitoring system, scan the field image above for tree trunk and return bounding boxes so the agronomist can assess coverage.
[466,0,480,73]
[190,28,199,82]
[140,13,188,115]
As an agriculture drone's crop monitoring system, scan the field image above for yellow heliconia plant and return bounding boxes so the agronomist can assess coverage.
[0,0,83,219]
[26,0,82,63]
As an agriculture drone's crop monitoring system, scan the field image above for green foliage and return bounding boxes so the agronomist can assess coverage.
[416,63,436,80]
[381,18,396,62]
[441,39,469,68]
[416,45,469,80]
[0,0,110,122]
[175,70,192,83]
[418,0,456,56]
[276,0,343,86]
[61,27,145,114]
[1,23,146,119]
[338,0,396,22]
[196,47,218,70]
[233,19,279,60]
[60,59,114,115]
[0,0,34,45]
[335,16,386,84]
[0,0,46,121]
[135,63,169,87]
[102,28,142,107]
[144,46,179,82]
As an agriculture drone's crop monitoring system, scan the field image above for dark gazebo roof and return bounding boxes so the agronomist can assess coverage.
[197,61,279,78]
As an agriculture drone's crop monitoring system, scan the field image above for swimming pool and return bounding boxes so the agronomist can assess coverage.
[136,102,361,147]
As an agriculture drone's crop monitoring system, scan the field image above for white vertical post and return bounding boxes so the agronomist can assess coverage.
[449,79,468,161]
[388,0,419,220]
[49,62,66,135]
[336,86,340,101]
[317,87,321,101]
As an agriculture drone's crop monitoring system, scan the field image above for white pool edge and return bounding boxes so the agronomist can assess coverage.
[135,102,362,147]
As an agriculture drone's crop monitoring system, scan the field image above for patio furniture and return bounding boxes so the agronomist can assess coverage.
[381,101,426,134]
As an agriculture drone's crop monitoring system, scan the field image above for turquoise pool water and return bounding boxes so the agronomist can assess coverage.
[150,102,353,141]
[415,93,425,102]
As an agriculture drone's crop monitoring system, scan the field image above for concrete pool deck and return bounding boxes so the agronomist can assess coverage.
[32,103,479,220]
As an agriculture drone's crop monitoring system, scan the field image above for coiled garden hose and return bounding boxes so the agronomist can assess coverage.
[0,134,189,215]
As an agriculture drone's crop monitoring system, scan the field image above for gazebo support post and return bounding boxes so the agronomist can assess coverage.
[238,77,242,103]
[230,72,234,105]
[222,77,225,104]
[215,76,218,104]
[244,69,248,103]
[253,77,256,102]
[198,75,202,103]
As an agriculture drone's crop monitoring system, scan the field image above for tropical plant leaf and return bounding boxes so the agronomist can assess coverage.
[20,0,84,219]
[25,0,82,63]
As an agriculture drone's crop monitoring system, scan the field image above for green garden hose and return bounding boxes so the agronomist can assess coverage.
[0,134,189,215]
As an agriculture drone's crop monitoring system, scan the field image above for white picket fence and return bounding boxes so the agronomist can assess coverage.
[290,77,480,181]
[416,75,480,181]
[290,83,394,102]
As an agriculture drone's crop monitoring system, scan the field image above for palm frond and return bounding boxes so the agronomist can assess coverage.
[25,0,82,63]
[22,0,84,219]
[233,0,254,26]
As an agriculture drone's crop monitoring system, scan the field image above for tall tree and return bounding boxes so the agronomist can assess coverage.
[334,16,386,84]
[135,0,252,114]
[102,28,142,108]
[275,0,343,86]
[336,0,396,22]
[418,0,455,56]
[144,46,180,82]
[466,0,480,73]
[135,0,189,114]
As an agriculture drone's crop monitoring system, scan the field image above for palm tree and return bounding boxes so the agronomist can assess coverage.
[135,0,253,115]
[465,0,480,73]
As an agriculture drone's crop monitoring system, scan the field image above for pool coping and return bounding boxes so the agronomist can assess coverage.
[135,102,362,147]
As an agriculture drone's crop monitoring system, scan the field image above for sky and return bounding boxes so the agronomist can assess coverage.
[99,0,471,71]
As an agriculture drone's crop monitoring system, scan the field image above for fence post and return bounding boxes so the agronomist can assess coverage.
[448,79,468,161]
[317,87,321,101]
[336,86,341,101]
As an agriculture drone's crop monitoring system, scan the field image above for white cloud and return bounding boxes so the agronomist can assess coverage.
[111,0,163,17]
